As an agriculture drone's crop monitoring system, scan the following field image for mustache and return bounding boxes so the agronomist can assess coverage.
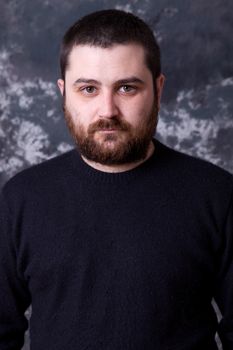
[88,118,130,134]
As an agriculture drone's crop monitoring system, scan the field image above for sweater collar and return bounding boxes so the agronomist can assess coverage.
[70,138,166,185]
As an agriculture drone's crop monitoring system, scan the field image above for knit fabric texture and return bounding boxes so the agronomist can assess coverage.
[0,139,233,350]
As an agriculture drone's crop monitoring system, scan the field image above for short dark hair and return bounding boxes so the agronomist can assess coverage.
[60,9,161,85]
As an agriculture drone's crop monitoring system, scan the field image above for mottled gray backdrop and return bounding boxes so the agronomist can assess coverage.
[0,0,232,349]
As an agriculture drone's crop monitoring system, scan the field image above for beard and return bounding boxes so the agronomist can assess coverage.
[64,100,159,166]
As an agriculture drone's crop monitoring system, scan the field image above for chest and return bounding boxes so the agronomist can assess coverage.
[22,189,219,303]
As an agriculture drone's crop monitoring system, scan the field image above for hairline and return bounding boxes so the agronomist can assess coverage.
[63,41,157,90]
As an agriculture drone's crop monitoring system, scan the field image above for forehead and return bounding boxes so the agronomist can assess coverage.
[66,43,152,82]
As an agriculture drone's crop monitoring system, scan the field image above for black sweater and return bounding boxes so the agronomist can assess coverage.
[0,139,233,350]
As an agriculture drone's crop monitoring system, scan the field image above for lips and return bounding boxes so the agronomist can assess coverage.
[97,128,119,131]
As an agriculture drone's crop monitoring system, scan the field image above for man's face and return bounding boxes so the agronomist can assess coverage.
[58,43,164,165]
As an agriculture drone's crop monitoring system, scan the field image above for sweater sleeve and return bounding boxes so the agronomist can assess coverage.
[0,190,31,349]
[214,187,233,349]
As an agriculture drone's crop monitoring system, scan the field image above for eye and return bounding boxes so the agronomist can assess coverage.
[119,85,136,94]
[80,86,97,95]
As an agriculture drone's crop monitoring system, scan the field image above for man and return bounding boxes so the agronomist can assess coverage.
[0,9,232,350]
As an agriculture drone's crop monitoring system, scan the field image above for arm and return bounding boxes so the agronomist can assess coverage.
[214,188,233,349]
[0,190,31,349]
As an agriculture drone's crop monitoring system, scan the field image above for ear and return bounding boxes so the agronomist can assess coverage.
[156,74,165,110]
[57,79,65,96]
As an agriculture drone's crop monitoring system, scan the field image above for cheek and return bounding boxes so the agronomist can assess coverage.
[122,100,153,125]
[129,90,154,114]
[68,97,97,121]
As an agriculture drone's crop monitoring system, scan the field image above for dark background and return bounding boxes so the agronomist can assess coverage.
[0,0,232,348]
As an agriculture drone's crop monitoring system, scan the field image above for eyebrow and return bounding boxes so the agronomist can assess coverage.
[73,76,145,86]
[73,78,100,86]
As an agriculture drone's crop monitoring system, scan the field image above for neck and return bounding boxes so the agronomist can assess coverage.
[81,141,155,173]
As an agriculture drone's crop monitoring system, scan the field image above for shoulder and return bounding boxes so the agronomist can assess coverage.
[154,139,233,194]
[2,149,78,201]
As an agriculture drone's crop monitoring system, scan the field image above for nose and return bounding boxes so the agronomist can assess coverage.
[98,91,119,118]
